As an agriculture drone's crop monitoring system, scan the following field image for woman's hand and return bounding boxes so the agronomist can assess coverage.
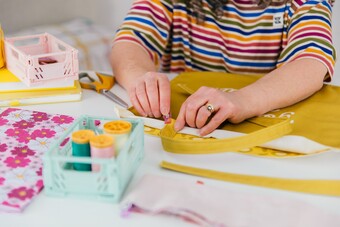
[128,72,171,118]
[174,86,249,136]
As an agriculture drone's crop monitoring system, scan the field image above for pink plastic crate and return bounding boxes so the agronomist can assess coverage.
[4,33,79,86]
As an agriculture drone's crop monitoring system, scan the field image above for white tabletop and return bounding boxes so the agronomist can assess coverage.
[1,78,340,227]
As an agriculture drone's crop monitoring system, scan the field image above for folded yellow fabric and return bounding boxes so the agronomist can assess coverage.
[165,72,340,152]
[171,72,340,145]
[160,118,292,154]
[128,72,340,158]
[161,161,340,197]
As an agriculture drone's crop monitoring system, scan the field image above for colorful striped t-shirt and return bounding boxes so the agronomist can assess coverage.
[113,0,336,80]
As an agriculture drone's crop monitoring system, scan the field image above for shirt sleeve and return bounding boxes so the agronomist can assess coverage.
[277,0,336,81]
[112,0,173,65]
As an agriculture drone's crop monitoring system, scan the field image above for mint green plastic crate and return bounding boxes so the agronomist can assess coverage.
[43,115,144,202]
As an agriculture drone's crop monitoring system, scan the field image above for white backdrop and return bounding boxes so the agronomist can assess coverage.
[0,0,134,33]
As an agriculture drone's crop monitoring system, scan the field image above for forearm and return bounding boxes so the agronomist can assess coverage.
[110,42,156,90]
[237,58,327,119]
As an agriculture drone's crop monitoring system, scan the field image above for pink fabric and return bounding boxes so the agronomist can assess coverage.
[122,174,340,227]
[0,108,75,212]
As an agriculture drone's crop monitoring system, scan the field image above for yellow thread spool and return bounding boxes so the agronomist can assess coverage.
[103,120,132,155]
[90,134,115,172]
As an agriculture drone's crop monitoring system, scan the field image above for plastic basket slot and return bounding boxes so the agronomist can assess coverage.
[96,185,104,192]
[60,181,67,190]
[96,175,108,190]
[127,141,141,164]
[11,49,19,59]
[64,62,71,75]
[53,181,61,189]
[60,172,66,181]
[34,69,44,79]
[57,43,66,51]
[53,173,66,190]
[13,37,40,47]
[99,176,108,183]
[97,179,109,192]
[53,173,59,180]
[53,172,66,181]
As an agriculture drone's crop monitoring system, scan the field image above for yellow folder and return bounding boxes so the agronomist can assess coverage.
[0,67,81,106]
[0,80,82,107]
[0,68,75,93]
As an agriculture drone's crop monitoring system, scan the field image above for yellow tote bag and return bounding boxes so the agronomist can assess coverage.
[0,24,5,68]
[170,72,340,146]
[129,71,340,157]
[158,72,340,155]
[156,72,340,197]
[127,71,340,196]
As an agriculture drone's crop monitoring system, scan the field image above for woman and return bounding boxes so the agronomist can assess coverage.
[111,0,336,135]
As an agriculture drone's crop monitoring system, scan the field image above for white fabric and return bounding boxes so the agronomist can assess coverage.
[123,174,340,227]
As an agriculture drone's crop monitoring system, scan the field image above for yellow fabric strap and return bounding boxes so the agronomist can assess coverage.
[0,24,5,68]
[161,161,340,196]
[159,118,292,154]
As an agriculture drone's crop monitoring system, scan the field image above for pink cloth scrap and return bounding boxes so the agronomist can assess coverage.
[0,108,75,212]
[122,174,340,227]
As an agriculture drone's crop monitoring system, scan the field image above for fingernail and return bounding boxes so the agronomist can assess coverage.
[163,113,171,124]
[160,107,169,116]
[174,122,180,131]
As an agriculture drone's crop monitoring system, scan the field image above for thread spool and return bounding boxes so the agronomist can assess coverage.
[90,134,115,172]
[103,120,132,155]
[71,129,95,171]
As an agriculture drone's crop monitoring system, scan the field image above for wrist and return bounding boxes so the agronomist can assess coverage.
[233,88,266,120]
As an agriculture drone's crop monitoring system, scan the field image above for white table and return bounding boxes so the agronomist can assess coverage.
[1,80,340,227]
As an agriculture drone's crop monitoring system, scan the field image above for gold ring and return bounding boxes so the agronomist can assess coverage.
[206,103,215,113]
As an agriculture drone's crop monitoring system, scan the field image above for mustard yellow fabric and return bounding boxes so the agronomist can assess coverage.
[168,72,340,149]
[161,161,340,197]
[157,72,340,195]
[143,124,304,158]
[160,118,292,154]
[131,72,340,158]
[0,25,5,68]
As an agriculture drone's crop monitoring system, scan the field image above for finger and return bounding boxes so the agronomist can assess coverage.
[158,75,171,116]
[199,109,227,136]
[174,102,187,131]
[129,88,147,117]
[174,88,209,131]
[195,105,212,129]
[145,74,161,118]
[135,82,153,117]
[185,96,208,128]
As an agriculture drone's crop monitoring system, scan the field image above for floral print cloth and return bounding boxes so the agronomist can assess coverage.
[0,108,75,212]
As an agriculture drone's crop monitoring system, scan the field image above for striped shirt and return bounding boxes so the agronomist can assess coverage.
[113,0,336,80]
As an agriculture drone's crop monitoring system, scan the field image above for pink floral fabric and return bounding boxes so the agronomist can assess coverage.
[0,108,75,212]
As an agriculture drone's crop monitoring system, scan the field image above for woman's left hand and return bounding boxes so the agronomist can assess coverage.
[174,86,249,136]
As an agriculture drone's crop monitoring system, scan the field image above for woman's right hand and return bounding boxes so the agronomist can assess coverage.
[128,72,171,118]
